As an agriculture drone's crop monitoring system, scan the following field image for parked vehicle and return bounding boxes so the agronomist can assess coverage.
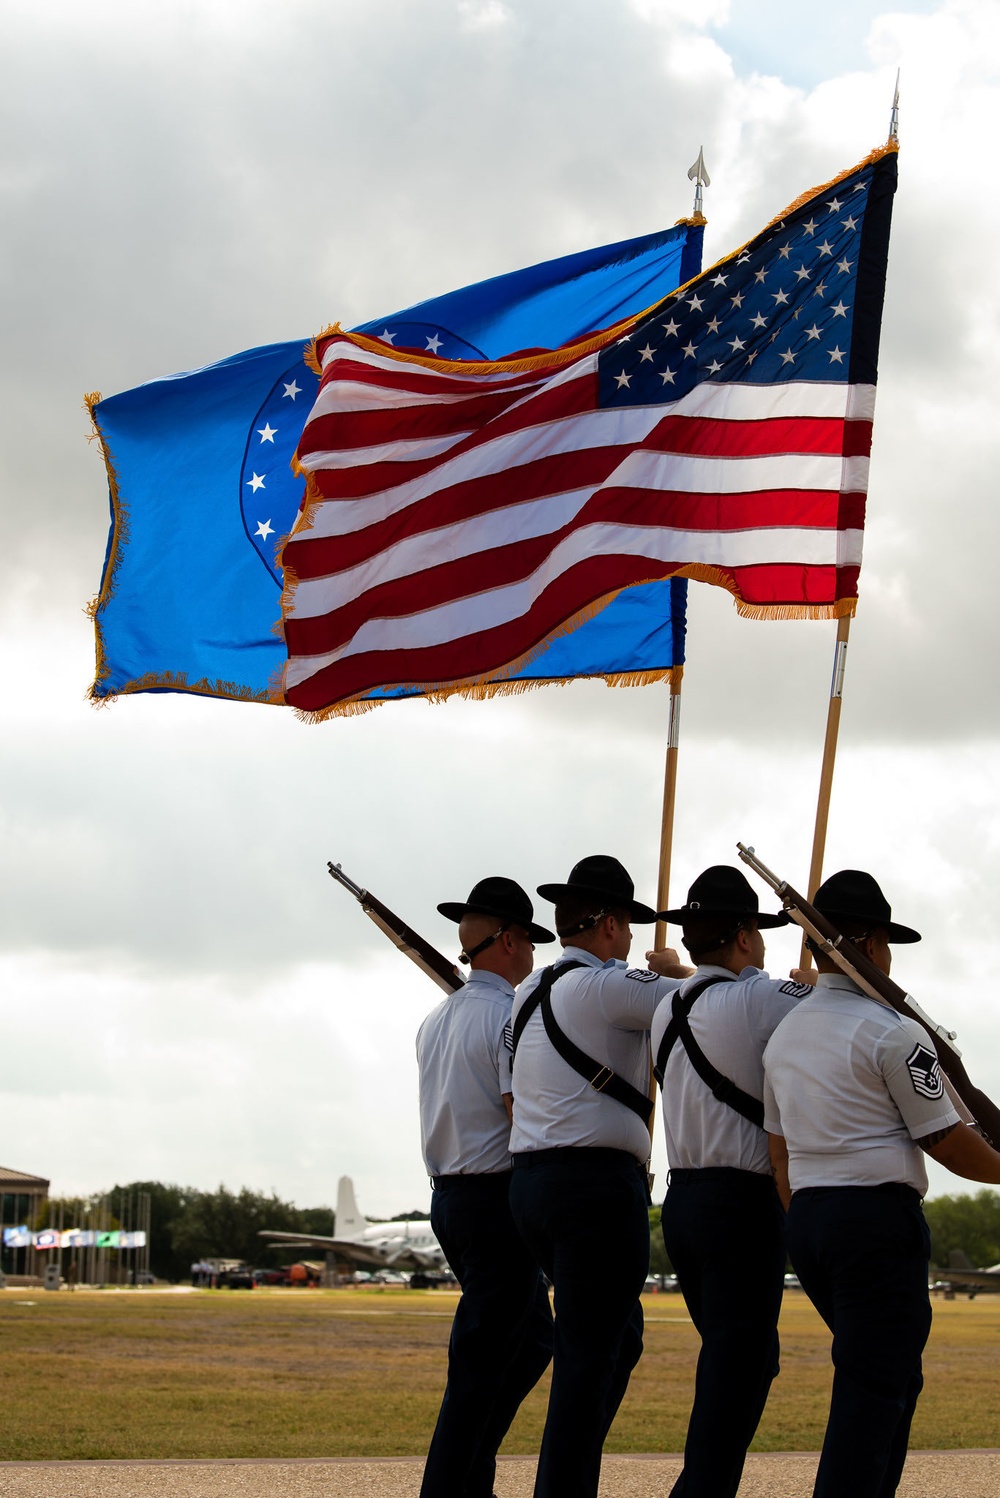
[252,1267,289,1286]
[218,1266,254,1290]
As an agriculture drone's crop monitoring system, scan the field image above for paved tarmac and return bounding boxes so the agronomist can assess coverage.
[0,1451,997,1497]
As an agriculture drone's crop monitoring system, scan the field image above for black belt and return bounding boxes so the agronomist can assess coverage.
[668,1167,774,1186]
[431,1171,513,1189]
[793,1182,921,1204]
[511,1147,642,1170]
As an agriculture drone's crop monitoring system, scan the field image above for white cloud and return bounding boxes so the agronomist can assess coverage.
[630,0,731,28]
[458,0,514,30]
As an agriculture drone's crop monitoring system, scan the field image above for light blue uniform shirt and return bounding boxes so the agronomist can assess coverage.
[651,964,806,1175]
[416,969,515,1177]
[509,947,672,1164]
[762,972,960,1194]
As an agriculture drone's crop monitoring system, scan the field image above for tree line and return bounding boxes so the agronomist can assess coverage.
[39,1184,1000,1283]
[922,1189,1000,1269]
[41,1183,346,1283]
[650,1194,1000,1279]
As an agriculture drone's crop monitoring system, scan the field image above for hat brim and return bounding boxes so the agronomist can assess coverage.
[656,906,790,929]
[815,909,921,944]
[536,882,659,924]
[437,901,555,944]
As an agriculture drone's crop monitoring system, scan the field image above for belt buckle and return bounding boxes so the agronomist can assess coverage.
[590,1065,613,1092]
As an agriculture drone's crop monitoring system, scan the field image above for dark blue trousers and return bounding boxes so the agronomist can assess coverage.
[419,1172,553,1498]
[787,1185,932,1498]
[509,1149,650,1498]
[661,1168,786,1498]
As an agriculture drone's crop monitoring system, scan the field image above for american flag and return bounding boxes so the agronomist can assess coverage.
[281,147,897,715]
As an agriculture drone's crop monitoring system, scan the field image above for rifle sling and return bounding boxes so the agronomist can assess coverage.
[654,975,765,1130]
[512,962,653,1126]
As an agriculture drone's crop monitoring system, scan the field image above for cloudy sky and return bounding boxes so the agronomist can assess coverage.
[3,0,998,1217]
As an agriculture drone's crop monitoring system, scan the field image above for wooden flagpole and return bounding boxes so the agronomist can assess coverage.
[798,613,851,968]
[646,670,683,1173]
[653,674,683,951]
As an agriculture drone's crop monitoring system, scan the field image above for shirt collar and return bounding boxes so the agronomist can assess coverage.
[694,962,740,982]
[557,945,618,970]
[465,968,515,997]
[816,971,866,995]
[694,962,765,980]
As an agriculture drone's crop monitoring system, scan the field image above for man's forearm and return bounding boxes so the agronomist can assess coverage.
[924,1121,1000,1182]
[768,1132,791,1210]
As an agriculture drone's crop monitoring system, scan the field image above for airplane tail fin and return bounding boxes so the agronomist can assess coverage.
[336,1176,366,1240]
[949,1249,975,1271]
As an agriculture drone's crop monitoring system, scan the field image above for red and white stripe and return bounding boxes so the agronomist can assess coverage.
[281,333,873,712]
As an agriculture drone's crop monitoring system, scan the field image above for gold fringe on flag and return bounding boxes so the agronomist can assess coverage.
[83,391,127,703]
[673,564,858,622]
[283,560,856,724]
[92,670,275,707]
[304,140,899,383]
[289,663,686,725]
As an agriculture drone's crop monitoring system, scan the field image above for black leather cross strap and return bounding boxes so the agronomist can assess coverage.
[654,974,765,1130]
[512,962,653,1125]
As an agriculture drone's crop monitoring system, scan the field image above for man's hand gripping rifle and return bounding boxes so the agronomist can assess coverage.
[327,863,463,995]
[737,842,1000,1148]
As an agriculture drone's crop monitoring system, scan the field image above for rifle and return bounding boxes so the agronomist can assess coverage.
[737,842,1000,1148]
[327,863,463,995]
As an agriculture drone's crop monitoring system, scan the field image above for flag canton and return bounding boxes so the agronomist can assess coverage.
[598,164,873,407]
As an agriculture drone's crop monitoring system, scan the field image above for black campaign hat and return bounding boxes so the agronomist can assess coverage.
[437,876,555,945]
[812,869,921,944]
[536,854,659,925]
[659,865,790,929]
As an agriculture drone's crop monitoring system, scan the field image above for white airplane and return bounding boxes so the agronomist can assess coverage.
[934,1249,1000,1297]
[259,1175,447,1272]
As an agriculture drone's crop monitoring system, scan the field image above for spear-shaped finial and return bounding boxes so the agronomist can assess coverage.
[687,146,710,221]
[889,68,900,144]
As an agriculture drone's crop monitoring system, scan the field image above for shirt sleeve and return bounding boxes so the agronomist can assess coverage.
[754,977,810,1049]
[761,1059,782,1136]
[603,968,680,1030]
[496,1013,514,1096]
[878,1017,961,1140]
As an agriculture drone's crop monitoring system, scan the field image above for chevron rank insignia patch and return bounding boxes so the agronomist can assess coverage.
[626,968,661,983]
[906,1043,944,1100]
[779,981,815,997]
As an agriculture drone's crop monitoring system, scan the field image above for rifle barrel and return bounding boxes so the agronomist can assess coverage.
[326,862,463,995]
[738,841,1000,1148]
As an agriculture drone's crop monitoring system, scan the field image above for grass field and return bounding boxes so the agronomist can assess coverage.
[0,1286,997,1461]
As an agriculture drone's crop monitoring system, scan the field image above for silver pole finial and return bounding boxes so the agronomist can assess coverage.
[889,69,900,143]
[687,146,710,219]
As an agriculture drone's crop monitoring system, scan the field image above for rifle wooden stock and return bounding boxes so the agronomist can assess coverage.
[327,862,464,995]
[737,843,1000,1148]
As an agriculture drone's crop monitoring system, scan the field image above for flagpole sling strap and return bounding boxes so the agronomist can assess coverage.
[653,976,765,1130]
[512,963,653,1126]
